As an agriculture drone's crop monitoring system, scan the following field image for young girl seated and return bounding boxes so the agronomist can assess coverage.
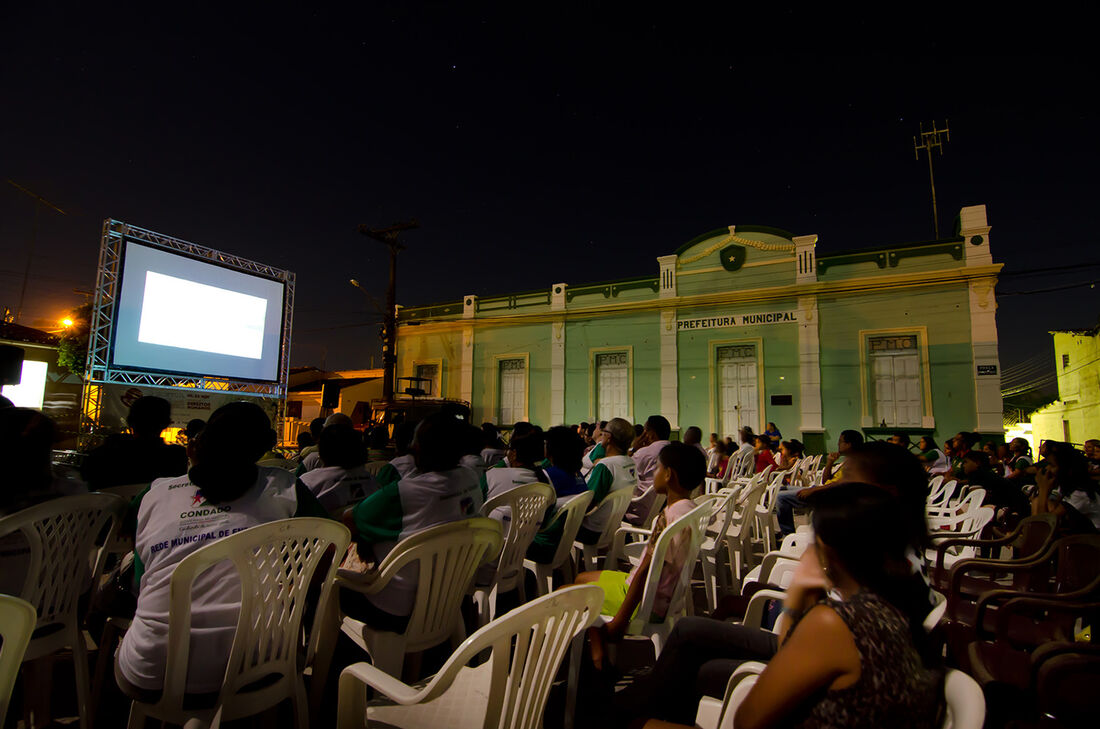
[575,441,706,669]
[753,434,775,474]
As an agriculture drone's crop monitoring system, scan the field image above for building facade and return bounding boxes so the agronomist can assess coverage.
[1030,326,1099,446]
[394,205,1004,453]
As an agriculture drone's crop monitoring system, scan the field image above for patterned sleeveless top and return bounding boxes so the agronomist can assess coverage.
[786,590,944,729]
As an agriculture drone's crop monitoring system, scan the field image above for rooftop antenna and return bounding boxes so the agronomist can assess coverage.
[357,220,419,402]
[913,121,950,239]
[6,180,67,323]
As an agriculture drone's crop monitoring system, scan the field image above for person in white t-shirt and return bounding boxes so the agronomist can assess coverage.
[300,423,379,513]
[624,415,673,525]
[116,402,328,697]
[576,418,639,543]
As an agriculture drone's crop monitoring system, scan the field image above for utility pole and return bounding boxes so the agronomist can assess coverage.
[6,180,67,323]
[357,220,419,402]
[913,121,950,239]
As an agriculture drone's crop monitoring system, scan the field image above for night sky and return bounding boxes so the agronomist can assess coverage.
[2,6,1097,399]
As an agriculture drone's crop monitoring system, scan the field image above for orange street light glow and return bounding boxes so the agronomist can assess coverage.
[61,318,74,328]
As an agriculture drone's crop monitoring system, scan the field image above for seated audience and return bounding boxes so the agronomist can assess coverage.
[257,428,285,462]
[625,416,673,525]
[365,426,390,462]
[960,450,1030,527]
[683,426,707,459]
[619,478,940,729]
[527,426,590,563]
[1086,438,1100,481]
[707,440,728,479]
[1,408,88,597]
[479,422,507,466]
[753,435,775,474]
[1031,440,1100,532]
[481,428,550,518]
[581,421,608,475]
[116,402,327,696]
[576,441,704,670]
[1004,437,1034,483]
[763,422,781,450]
[888,432,911,450]
[81,396,188,490]
[300,423,379,513]
[342,413,484,632]
[459,424,489,476]
[576,418,638,544]
[776,429,863,537]
[730,483,943,729]
[950,431,980,479]
[776,439,804,472]
[917,435,950,475]
[298,417,326,459]
[374,421,419,487]
[298,413,354,473]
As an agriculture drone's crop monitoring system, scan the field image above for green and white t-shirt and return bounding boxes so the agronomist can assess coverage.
[300,464,380,513]
[581,443,606,477]
[581,454,637,534]
[117,466,328,693]
[374,453,418,489]
[352,467,484,616]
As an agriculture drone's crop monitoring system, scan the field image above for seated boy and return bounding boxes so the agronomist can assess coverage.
[574,441,705,669]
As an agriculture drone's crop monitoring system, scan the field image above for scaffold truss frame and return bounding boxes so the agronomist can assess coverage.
[81,219,294,436]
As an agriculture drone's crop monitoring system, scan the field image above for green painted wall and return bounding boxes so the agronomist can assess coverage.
[471,323,553,426]
[563,312,660,424]
[676,300,801,440]
[817,283,975,446]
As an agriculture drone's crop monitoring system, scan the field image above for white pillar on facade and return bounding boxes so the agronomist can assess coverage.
[793,235,823,435]
[658,255,678,299]
[550,284,567,425]
[960,205,1003,433]
[797,295,823,433]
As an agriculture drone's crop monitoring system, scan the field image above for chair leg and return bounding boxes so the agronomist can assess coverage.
[563,633,583,729]
[535,564,552,596]
[91,619,121,728]
[309,594,340,722]
[338,666,369,729]
[367,632,406,679]
[72,628,92,729]
[702,558,716,613]
[126,702,145,729]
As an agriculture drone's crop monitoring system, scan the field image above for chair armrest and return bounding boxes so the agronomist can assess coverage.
[340,661,423,705]
[742,588,786,630]
[994,595,1100,639]
[973,576,1100,639]
[947,551,1058,597]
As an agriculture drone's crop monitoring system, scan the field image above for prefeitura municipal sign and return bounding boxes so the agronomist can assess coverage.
[677,310,800,331]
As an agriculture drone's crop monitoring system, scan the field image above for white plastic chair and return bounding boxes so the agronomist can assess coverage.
[124,517,350,729]
[337,518,503,679]
[927,489,986,523]
[573,486,634,571]
[636,486,667,530]
[697,487,742,611]
[942,668,986,729]
[474,482,555,623]
[924,589,948,633]
[522,490,593,596]
[0,492,125,729]
[752,470,787,556]
[927,479,958,510]
[337,584,602,729]
[696,661,765,729]
[926,506,995,568]
[99,482,151,500]
[0,595,36,728]
[722,471,771,585]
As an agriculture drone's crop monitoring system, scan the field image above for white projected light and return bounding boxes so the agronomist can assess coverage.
[2,360,49,409]
[138,271,268,359]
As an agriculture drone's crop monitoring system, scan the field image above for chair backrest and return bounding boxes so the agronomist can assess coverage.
[778,530,814,555]
[410,585,603,729]
[481,482,555,585]
[629,500,713,631]
[729,477,769,535]
[158,518,350,717]
[0,595,36,727]
[924,589,947,633]
[715,667,762,729]
[942,668,985,729]
[537,490,594,568]
[929,480,957,509]
[368,518,504,652]
[639,489,667,530]
[704,488,742,543]
[926,475,945,500]
[1053,534,1100,593]
[584,486,635,550]
[0,492,125,645]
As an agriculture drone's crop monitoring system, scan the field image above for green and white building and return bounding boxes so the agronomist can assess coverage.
[395,204,1004,453]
